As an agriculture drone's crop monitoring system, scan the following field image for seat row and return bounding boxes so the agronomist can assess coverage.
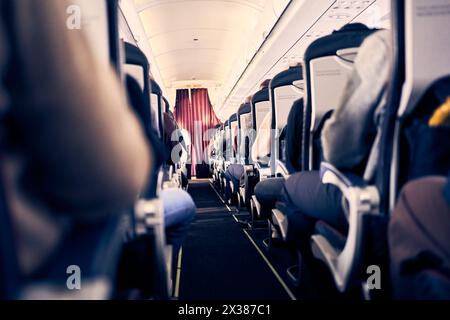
[0,0,192,300]
[208,0,450,299]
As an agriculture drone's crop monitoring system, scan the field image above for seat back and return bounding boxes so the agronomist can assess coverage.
[150,79,164,139]
[218,124,225,161]
[311,2,450,296]
[269,66,304,175]
[237,103,253,165]
[302,24,377,171]
[222,120,230,162]
[370,0,450,299]
[284,98,304,174]
[124,61,172,300]
[0,0,130,299]
[252,87,271,133]
[307,28,393,295]
[163,97,170,114]
[124,43,152,134]
[124,43,164,199]
[70,0,121,73]
[228,113,238,163]
[251,87,271,166]
[214,124,222,157]
[213,124,225,175]
[380,0,450,213]
[208,124,221,170]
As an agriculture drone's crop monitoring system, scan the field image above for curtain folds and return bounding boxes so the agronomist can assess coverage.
[174,88,221,176]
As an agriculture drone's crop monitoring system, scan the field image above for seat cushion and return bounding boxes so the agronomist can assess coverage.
[254,177,286,209]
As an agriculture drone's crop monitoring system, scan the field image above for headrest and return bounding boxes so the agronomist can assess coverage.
[304,23,377,62]
[270,65,303,89]
[335,23,371,34]
[238,103,252,115]
[150,79,162,95]
[125,75,165,180]
[163,97,170,113]
[126,75,149,131]
[166,110,175,119]
[252,86,270,104]
[228,113,238,123]
[125,42,149,68]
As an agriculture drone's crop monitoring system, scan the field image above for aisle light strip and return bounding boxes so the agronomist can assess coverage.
[243,229,297,301]
[209,181,234,212]
[208,181,295,300]
[174,247,183,299]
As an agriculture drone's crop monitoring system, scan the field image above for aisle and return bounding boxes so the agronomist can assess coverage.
[178,180,291,300]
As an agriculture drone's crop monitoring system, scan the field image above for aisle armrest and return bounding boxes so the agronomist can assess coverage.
[134,199,170,298]
[271,208,288,241]
[275,160,290,178]
[311,162,380,292]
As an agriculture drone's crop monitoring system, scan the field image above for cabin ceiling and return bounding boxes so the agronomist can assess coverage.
[131,0,390,120]
[134,0,268,89]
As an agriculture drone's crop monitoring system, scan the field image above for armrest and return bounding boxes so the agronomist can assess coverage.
[161,165,173,184]
[163,181,179,190]
[320,162,366,188]
[275,160,290,178]
[144,165,164,200]
[134,199,170,298]
[168,165,174,180]
[311,162,380,293]
[271,209,288,241]
[256,166,272,181]
[157,167,165,194]
[244,164,254,174]
[216,160,223,171]
[251,195,262,218]
[134,199,165,235]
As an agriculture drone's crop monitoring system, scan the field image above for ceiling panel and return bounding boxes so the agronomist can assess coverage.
[135,0,266,88]
[218,0,391,120]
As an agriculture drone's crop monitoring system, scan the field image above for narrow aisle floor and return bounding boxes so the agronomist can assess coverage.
[179,180,291,300]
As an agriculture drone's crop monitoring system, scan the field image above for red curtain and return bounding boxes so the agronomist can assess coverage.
[174,88,192,142]
[174,88,221,176]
